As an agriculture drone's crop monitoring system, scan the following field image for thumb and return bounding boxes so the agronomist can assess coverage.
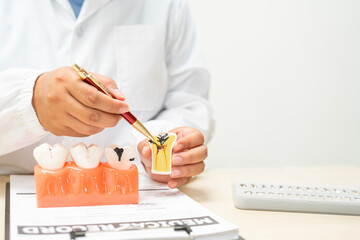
[91,72,126,101]
[137,139,151,158]
[108,87,126,101]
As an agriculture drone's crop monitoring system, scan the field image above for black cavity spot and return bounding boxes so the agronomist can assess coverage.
[158,133,169,146]
[114,147,124,162]
[129,158,135,162]
[149,133,169,148]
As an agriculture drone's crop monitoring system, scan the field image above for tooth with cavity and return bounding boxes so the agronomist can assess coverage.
[33,143,68,170]
[70,143,103,169]
[105,145,135,170]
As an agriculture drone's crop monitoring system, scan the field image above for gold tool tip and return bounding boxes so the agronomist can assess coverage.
[150,136,157,143]
[72,64,88,79]
[72,64,81,72]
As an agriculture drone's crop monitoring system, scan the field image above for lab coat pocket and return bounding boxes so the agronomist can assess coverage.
[114,25,167,111]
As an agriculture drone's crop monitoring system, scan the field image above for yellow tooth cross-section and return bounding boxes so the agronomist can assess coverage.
[149,133,177,175]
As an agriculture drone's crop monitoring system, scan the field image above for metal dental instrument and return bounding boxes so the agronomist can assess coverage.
[72,64,156,144]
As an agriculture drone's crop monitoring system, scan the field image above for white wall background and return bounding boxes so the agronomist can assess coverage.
[188,0,360,168]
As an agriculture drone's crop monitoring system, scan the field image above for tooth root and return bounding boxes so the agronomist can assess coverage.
[105,145,135,170]
[71,143,103,169]
[150,133,177,174]
[33,143,68,170]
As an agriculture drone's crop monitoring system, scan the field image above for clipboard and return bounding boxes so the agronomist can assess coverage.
[7,176,243,240]
[5,182,9,240]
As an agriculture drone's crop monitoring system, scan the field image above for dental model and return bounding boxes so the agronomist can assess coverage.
[70,143,103,169]
[34,143,139,208]
[105,145,135,170]
[33,143,68,170]
[149,133,177,174]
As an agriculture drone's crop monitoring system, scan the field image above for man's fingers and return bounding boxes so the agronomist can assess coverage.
[168,177,191,189]
[172,145,208,166]
[64,113,104,136]
[108,87,126,101]
[34,66,128,137]
[144,165,170,183]
[51,125,89,138]
[91,73,126,101]
[67,80,129,115]
[138,139,152,167]
[61,92,122,128]
[138,140,151,158]
[170,162,205,179]
[137,139,148,155]
[141,151,152,168]
[172,129,205,152]
[144,164,191,188]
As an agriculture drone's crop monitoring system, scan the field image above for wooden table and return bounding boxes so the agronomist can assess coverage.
[179,167,360,240]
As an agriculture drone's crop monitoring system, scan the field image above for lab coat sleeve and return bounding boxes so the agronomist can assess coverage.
[0,68,48,155]
[133,0,215,145]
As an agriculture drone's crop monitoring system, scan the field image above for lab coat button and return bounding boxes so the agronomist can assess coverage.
[75,27,83,37]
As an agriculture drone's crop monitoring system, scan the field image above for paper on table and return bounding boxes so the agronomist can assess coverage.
[10,173,238,240]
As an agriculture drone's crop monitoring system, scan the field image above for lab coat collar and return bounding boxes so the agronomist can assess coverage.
[54,0,113,23]
[54,0,74,19]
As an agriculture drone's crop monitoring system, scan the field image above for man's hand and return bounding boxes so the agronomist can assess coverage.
[32,66,129,137]
[138,127,208,188]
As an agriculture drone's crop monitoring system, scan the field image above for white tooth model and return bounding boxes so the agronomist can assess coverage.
[70,143,103,169]
[33,143,68,170]
[105,145,135,170]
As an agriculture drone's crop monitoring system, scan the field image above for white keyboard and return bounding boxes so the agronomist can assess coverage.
[233,182,360,215]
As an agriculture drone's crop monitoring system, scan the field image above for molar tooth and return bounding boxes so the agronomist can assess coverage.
[105,145,135,170]
[33,143,68,170]
[70,143,103,169]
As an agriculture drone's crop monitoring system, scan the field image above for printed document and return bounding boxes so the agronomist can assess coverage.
[10,173,238,240]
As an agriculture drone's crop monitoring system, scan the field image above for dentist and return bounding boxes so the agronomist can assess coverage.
[0,0,214,188]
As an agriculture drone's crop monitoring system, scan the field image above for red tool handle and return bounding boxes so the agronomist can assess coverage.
[121,112,137,125]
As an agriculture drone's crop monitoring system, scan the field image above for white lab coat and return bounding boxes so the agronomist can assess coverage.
[0,0,214,173]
